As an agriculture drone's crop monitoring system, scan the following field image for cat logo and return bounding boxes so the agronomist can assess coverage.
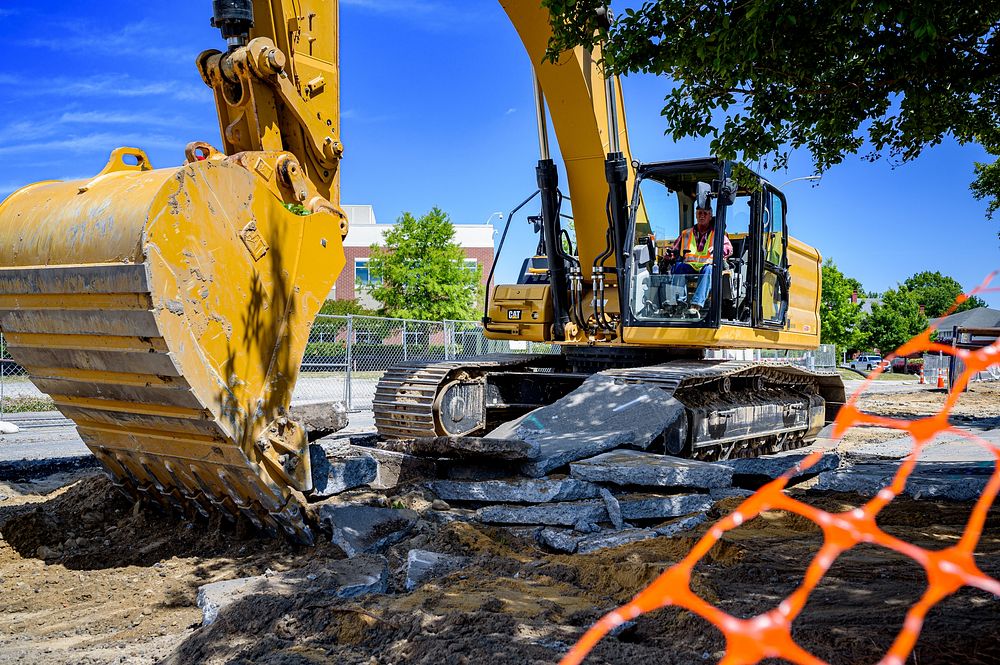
[507,309,522,321]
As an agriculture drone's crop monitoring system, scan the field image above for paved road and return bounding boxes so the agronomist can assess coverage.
[841,379,930,395]
[2,375,352,402]
[0,411,88,461]
[0,409,377,462]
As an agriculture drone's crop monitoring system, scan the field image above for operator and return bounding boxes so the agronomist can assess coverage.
[664,200,732,317]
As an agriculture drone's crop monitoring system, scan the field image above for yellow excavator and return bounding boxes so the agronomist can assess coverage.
[373,4,846,460]
[0,0,843,544]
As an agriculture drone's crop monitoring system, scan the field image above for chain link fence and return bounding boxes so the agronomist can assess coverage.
[707,344,837,370]
[1,333,45,419]
[295,315,555,411]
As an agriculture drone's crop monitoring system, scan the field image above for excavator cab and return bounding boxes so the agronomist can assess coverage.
[627,158,790,331]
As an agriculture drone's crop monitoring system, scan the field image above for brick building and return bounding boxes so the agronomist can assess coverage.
[329,205,496,308]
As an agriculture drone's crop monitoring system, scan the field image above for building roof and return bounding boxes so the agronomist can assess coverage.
[858,297,881,315]
[929,307,1000,335]
[342,204,495,249]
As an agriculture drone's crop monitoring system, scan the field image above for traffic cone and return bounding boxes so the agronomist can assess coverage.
[919,368,925,384]
[936,368,945,389]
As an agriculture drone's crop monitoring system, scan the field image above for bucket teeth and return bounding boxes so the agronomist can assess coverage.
[0,262,315,541]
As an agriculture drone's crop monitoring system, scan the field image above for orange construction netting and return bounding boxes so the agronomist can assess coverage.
[561,273,1000,665]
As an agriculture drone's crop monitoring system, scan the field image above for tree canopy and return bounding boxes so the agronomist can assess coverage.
[820,259,866,355]
[365,207,483,321]
[860,287,928,354]
[542,0,1000,219]
[901,270,987,318]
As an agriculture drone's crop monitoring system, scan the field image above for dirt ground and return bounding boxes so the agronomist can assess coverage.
[1,385,998,664]
[832,382,1000,455]
[854,381,1000,424]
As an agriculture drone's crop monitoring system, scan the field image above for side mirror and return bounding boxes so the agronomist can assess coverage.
[714,178,737,206]
[695,181,712,210]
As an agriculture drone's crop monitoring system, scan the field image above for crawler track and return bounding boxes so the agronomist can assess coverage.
[374,355,845,460]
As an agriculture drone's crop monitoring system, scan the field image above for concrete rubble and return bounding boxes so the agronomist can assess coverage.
[339,443,438,490]
[570,449,733,489]
[475,493,712,527]
[538,513,710,554]
[381,436,539,461]
[318,505,419,557]
[427,478,600,504]
[196,555,388,625]
[289,400,349,441]
[719,451,841,486]
[405,549,470,591]
[295,389,991,570]
[815,461,992,501]
[308,442,377,498]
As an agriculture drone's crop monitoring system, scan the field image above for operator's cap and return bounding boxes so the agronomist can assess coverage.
[696,199,713,212]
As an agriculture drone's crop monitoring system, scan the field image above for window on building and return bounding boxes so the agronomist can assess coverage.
[463,258,478,274]
[355,258,380,285]
[403,330,430,348]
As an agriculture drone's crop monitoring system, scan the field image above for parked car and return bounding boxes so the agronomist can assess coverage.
[850,354,889,371]
[891,357,923,374]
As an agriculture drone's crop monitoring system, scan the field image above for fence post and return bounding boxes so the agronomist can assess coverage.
[444,320,453,361]
[345,315,353,410]
[402,319,408,362]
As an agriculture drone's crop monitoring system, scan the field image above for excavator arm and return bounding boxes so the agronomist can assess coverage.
[199,0,345,215]
[0,0,348,543]
[500,0,642,281]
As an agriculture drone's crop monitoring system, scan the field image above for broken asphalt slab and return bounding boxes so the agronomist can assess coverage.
[196,556,388,625]
[289,400,349,442]
[405,549,470,591]
[309,443,377,498]
[324,443,436,490]
[487,374,687,478]
[538,513,711,554]
[380,436,539,461]
[570,449,732,490]
[317,504,419,557]
[719,451,841,488]
[814,461,993,502]
[476,493,713,527]
[427,477,601,504]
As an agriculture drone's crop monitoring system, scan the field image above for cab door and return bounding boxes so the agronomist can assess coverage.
[756,186,790,327]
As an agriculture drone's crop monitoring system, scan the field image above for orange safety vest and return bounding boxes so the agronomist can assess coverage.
[680,227,714,270]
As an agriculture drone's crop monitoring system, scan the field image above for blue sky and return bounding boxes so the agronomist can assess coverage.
[0,1,997,306]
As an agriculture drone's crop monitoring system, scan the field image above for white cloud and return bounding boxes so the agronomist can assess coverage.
[505,108,517,115]
[58,111,184,127]
[340,108,398,124]
[0,132,181,156]
[17,20,199,64]
[0,110,189,148]
[3,73,205,102]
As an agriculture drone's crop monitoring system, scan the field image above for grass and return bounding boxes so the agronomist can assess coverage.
[1,394,56,413]
[837,367,916,382]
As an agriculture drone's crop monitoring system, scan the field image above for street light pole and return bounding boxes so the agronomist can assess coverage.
[484,211,504,226]
[778,175,822,188]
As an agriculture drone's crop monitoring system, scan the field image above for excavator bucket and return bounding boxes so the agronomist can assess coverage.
[0,146,346,543]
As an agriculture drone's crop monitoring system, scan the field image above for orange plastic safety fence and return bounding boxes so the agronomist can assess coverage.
[561,273,1000,665]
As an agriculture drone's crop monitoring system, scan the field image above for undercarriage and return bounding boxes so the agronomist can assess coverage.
[373,353,845,461]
